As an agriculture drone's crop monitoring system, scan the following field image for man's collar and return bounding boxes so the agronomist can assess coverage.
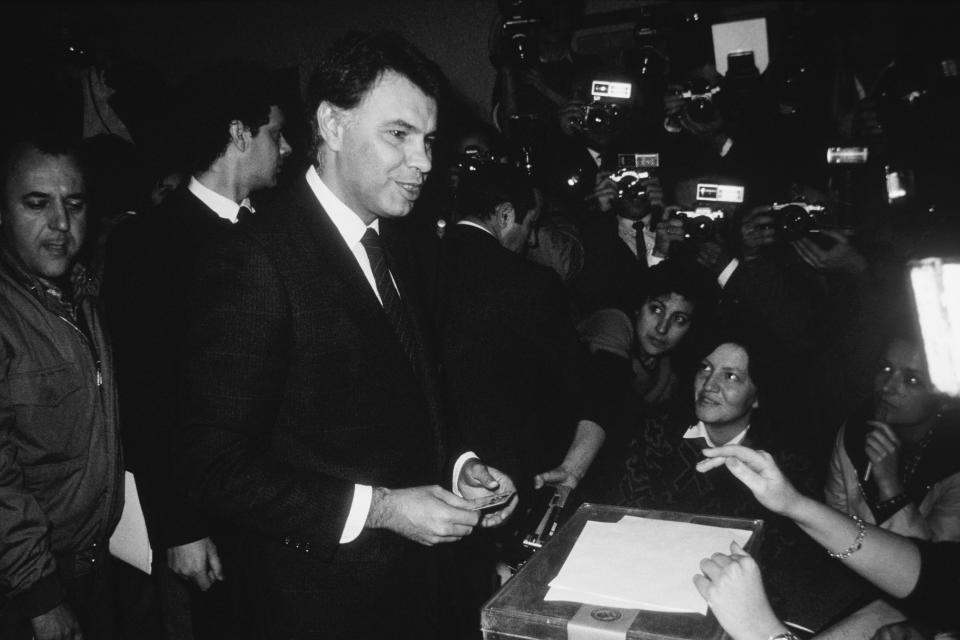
[0,245,74,314]
[305,166,378,247]
[456,219,497,239]
[188,177,253,223]
[683,421,750,448]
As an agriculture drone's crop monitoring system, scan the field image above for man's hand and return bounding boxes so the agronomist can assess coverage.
[31,602,83,640]
[458,460,519,528]
[558,100,585,137]
[791,229,867,275]
[696,240,733,276]
[653,218,685,258]
[586,173,618,214]
[739,206,777,260]
[864,421,904,500]
[693,542,787,640]
[367,485,480,545]
[167,537,225,591]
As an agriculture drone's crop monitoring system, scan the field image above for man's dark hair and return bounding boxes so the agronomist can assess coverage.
[454,163,536,225]
[305,31,444,159]
[175,61,281,175]
[0,132,84,198]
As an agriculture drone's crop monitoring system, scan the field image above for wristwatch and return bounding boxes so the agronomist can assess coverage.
[768,632,799,640]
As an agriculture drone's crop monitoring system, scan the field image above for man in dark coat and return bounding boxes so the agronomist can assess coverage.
[102,62,292,638]
[174,33,516,640]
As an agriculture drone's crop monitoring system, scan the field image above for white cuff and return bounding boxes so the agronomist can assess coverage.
[717,258,739,288]
[339,484,372,543]
[452,451,479,497]
[720,137,734,157]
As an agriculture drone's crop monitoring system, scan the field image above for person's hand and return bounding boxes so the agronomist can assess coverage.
[653,218,685,258]
[697,445,803,517]
[535,464,581,491]
[558,100,585,137]
[166,537,225,591]
[367,485,481,545]
[693,542,787,640]
[739,206,777,260]
[864,420,904,500]
[640,174,664,210]
[31,602,84,640]
[791,229,867,275]
[871,620,934,640]
[458,460,519,528]
[696,240,733,276]
[586,172,618,214]
[853,98,884,139]
[663,84,686,117]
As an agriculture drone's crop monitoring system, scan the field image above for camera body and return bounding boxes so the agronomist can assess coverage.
[680,82,722,124]
[581,80,633,134]
[671,207,725,242]
[455,145,499,176]
[770,202,826,240]
[609,169,650,201]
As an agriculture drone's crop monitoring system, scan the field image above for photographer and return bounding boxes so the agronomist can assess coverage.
[570,159,669,316]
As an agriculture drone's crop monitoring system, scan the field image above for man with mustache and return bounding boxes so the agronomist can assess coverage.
[0,134,123,639]
[175,33,516,639]
[102,62,292,638]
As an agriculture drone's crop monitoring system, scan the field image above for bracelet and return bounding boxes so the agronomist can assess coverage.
[827,514,866,559]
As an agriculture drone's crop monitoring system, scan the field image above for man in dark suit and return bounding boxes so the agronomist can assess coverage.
[437,163,605,639]
[102,62,292,638]
[174,33,516,639]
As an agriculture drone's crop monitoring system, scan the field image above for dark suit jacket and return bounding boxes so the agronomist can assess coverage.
[437,224,594,495]
[174,177,447,638]
[102,187,233,548]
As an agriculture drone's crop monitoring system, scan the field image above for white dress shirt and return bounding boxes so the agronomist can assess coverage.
[304,167,476,542]
[187,177,252,223]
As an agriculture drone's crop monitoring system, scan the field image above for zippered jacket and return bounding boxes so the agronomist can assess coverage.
[0,248,123,618]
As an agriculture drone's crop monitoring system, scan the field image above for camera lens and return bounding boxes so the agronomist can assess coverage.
[778,204,817,240]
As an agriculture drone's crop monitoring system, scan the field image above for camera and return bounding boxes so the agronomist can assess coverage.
[497,0,541,66]
[671,207,725,242]
[679,80,722,124]
[455,145,499,176]
[609,169,650,201]
[769,202,826,241]
[580,80,632,134]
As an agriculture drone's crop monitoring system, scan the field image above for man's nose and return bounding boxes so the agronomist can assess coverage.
[47,202,69,231]
[407,141,431,177]
[279,134,292,158]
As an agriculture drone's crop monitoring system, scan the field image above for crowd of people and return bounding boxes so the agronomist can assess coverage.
[1,2,960,639]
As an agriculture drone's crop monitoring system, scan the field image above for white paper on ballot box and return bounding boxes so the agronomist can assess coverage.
[545,516,753,614]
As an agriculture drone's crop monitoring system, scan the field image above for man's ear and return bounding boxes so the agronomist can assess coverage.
[229,120,249,152]
[494,202,515,229]
[316,101,346,152]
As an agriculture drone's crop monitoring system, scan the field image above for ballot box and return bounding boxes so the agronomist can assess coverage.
[481,503,764,640]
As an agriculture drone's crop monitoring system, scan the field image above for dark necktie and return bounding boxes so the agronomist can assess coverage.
[360,228,419,372]
[633,220,648,267]
[237,205,253,224]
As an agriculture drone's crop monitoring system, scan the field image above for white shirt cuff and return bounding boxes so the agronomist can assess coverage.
[452,451,479,497]
[720,136,734,157]
[717,258,739,288]
[339,484,372,543]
